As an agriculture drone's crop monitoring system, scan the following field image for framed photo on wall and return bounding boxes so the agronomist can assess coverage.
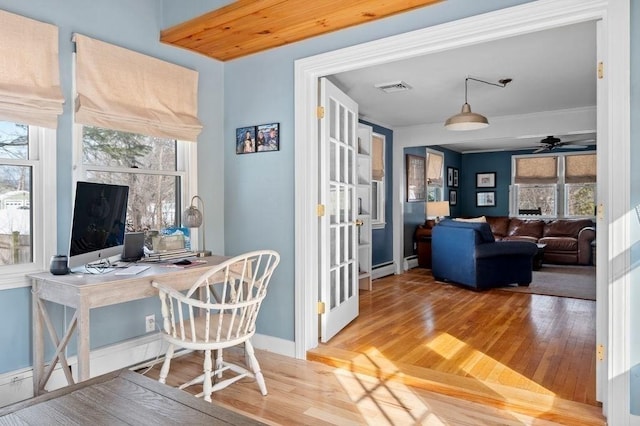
[476,172,496,188]
[449,190,457,206]
[447,167,454,187]
[236,123,280,154]
[453,168,459,188]
[406,154,426,202]
[476,191,496,207]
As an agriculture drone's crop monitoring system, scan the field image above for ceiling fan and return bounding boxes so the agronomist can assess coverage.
[532,135,595,154]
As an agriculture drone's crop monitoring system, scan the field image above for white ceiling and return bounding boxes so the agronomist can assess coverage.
[330,21,597,153]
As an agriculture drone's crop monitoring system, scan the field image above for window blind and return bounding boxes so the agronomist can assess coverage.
[514,156,558,184]
[0,10,64,128]
[426,152,443,186]
[372,135,384,180]
[565,153,596,183]
[73,34,202,142]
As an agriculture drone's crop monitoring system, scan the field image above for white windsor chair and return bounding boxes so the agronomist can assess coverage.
[152,250,280,401]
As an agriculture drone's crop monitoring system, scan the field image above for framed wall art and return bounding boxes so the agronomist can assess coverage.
[476,191,496,207]
[447,167,454,187]
[449,189,457,206]
[236,123,280,154]
[406,154,426,202]
[453,168,459,188]
[476,172,496,188]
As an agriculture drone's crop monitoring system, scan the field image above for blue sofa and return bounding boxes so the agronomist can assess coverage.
[432,219,538,290]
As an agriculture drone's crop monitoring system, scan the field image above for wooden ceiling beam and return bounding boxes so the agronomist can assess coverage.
[160,0,443,61]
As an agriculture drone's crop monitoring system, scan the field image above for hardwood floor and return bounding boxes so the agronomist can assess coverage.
[308,268,604,425]
[138,268,605,425]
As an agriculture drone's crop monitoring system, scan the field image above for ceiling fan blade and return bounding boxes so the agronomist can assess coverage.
[532,146,547,154]
[560,144,588,149]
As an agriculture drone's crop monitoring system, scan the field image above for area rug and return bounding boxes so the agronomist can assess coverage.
[496,264,596,300]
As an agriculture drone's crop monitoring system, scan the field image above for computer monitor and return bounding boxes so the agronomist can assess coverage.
[68,181,129,270]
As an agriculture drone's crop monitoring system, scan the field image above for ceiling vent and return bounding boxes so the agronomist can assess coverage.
[374,81,412,93]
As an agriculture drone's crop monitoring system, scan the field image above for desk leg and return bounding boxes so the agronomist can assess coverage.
[77,303,91,382]
[31,280,44,396]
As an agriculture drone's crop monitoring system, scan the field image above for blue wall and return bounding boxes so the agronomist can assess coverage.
[403,147,427,258]
[0,0,225,374]
[360,120,394,267]
[461,151,513,217]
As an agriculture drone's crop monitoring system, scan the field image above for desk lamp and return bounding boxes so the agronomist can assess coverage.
[183,195,211,257]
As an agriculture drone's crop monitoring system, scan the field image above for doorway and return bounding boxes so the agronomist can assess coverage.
[294,0,630,422]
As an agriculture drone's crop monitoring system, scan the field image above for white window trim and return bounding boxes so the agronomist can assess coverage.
[371,132,386,229]
[425,147,444,202]
[72,124,199,251]
[0,127,57,289]
[510,151,596,219]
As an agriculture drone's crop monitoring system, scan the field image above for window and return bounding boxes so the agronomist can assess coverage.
[371,133,385,228]
[0,121,56,277]
[76,125,194,233]
[511,153,596,218]
[426,149,444,202]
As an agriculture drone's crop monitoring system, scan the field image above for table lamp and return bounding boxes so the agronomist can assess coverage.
[183,195,211,257]
[426,201,450,224]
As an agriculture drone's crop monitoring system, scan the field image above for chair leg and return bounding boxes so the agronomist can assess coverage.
[245,340,267,395]
[158,344,174,384]
[215,349,223,379]
[203,349,213,402]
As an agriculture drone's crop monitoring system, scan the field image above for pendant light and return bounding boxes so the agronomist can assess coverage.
[444,77,512,131]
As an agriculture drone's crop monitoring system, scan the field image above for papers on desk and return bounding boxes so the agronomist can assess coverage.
[139,249,196,262]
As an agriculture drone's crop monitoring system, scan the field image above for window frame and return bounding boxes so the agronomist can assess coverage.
[72,124,199,250]
[425,148,444,203]
[371,132,386,229]
[510,152,596,219]
[0,126,57,289]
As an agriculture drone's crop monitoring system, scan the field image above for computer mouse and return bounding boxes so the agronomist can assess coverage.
[174,259,192,265]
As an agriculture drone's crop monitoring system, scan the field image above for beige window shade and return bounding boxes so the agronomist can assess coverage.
[372,135,384,180]
[0,10,64,128]
[565,153,596,183]
[515,156,558,184]
[426,152,443,186]
[73,34,202,142]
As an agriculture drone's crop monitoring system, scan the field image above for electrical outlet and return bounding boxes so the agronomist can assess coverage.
[145,314,155,333]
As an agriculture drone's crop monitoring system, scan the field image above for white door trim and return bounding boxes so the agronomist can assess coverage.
[294,0,629,422]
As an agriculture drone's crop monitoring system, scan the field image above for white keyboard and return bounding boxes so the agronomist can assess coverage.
[114,265,151,276]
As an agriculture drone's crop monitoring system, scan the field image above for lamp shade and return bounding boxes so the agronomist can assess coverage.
[183,205,202,228]
[426,201,450,218]
[444,103,489,131]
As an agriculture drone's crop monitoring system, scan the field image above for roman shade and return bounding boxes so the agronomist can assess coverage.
[73,34,202,142]
[372,134,384,180]
[514,156,559,184]
[565,153,596,183]
[0,10,64,128]
[426,152,444,186]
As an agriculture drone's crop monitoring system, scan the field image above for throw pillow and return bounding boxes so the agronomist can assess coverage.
[454,216,487,223]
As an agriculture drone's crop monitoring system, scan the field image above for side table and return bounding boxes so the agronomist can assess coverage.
[533,243,546,271]
[415,223,434,269]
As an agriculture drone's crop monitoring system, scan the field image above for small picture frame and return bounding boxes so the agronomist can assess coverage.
[447,167,454,187]
[256,123,279,152]
[476,172,496,188]
[453,168,459,188]
[476,191,496,207]
[449,190,457,206]
[236,126,256,154]
[236,123,280,154]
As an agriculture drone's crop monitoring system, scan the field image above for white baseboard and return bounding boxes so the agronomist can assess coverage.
[405,256,419,270]
[372,262,395,279]
[0,332,294,408]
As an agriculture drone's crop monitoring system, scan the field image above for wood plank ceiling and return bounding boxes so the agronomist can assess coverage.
[160,0,443,61]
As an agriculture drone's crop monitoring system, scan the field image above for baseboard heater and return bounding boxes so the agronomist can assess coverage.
[372,261,395,279]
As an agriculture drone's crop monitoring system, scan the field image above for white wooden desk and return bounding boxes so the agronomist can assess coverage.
[28,255,229,396]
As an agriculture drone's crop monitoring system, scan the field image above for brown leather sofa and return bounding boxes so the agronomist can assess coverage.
[485,216,595,265]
